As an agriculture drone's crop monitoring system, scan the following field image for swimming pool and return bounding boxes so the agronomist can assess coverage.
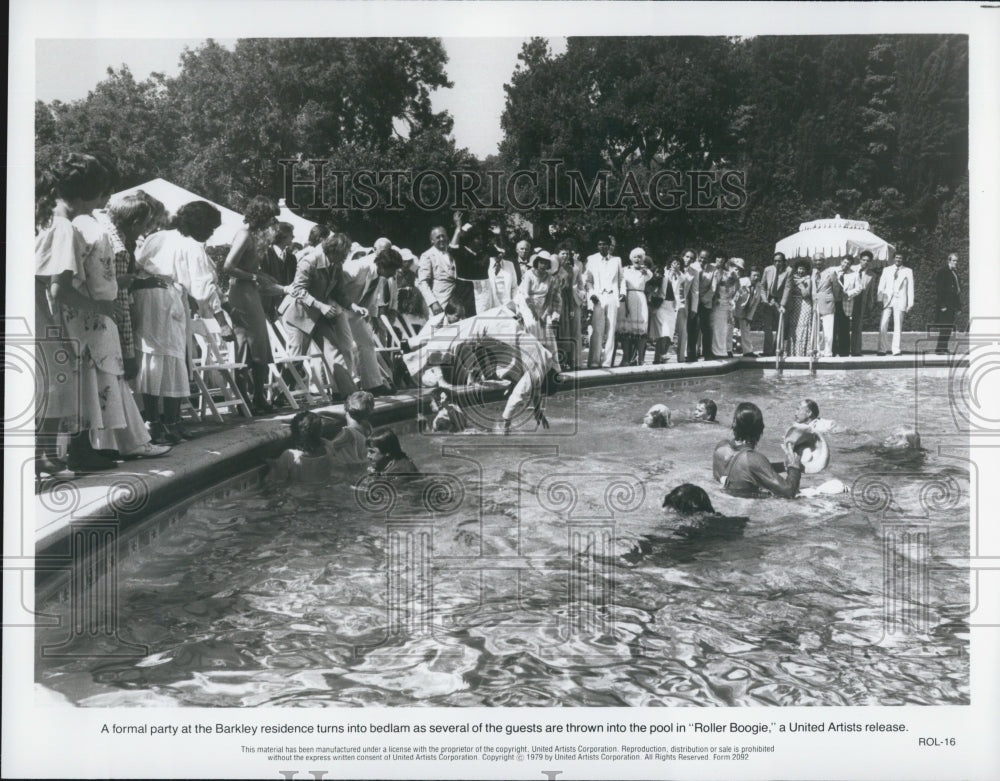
[36,368,969,707]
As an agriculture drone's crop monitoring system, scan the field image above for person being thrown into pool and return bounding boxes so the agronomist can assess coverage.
[268,411,333,484]
[713,402,803,498]
[366,428,420,478]
[430,386,468,433]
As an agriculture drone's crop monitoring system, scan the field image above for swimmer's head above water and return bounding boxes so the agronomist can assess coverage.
[882,425,921,451]
[644,404,672,428]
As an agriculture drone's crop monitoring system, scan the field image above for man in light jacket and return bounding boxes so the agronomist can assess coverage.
[876,251,914,355]
[585,236,624,368]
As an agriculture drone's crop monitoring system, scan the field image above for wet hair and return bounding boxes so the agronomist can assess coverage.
[322,232,352,265]
[290,410,324,454]
[803,398,820,420]
[274,221,294,244]
[731,402,765,447]
[346,390,375,421]
[307,224,331,246]
[36,152,114,226]
[859,250,874,261]
[243,195,279,230]
[105,194,152,234]
[884,425,922,451]
[698,398,717,421]
[367,428,406,460]
[174,201,222,240]
[662,483,716,514]
[374,247,404,277]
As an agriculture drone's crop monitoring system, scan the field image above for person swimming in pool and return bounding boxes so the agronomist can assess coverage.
[713,402,803,498]
[792,397,839,434]
[366,428,420,478]
[662,483,749,538]
[269,411,334,484]
[643,397,717,428]
[693,398,718,423]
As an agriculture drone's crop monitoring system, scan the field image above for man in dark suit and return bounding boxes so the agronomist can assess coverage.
[831,256,853,356]
[846,250,878,356]
[934,252,962,354]
[760,252,791,356]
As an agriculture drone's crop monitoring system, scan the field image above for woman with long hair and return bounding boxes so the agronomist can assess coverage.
[712,402,802,498]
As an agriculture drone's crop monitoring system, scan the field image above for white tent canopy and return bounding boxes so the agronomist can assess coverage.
[277,198,318,246]
[112,178,244,247]
[774,215,895,262]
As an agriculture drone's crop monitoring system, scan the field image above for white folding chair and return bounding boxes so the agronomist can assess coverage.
[266,319,338,408]
[188,317,252,422]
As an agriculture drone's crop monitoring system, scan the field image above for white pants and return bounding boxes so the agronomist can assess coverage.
[587,296,618,368]
[346,310,383,389]
[711,302,732,357]
[878,306,904,354]
[818,312,835,356]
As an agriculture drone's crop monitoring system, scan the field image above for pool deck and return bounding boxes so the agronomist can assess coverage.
[29,346,963,561]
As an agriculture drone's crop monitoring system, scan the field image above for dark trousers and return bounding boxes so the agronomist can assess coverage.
[698,305,714,359]
[935,307,956,353]
[832,303,851,356]
[849,308,865,356]
[686,311,700,362]
[761,305,780,356]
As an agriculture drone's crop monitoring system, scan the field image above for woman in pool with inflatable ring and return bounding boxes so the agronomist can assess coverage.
[713,402,805,498]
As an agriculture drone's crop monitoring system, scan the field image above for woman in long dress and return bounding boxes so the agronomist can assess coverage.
[34,153,115,473]
[134,201,233,443]
[518,251,562,367]
[648,256,681,363]
[711,258,741,358]
[223,195,283,413]
[554,241,586,370]
[785,260,813,357]
[617,248,653,365]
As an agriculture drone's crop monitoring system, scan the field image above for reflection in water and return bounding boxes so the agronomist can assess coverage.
[37,371,969,707]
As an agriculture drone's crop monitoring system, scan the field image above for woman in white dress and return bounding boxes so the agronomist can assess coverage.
[518,251,562,367]
[616,248,653,365]
[133,201,232,444]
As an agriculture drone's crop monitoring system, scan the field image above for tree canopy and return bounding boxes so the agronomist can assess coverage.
[498,34,968,328]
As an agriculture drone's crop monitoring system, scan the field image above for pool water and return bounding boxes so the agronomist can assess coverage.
[37,369,970,707]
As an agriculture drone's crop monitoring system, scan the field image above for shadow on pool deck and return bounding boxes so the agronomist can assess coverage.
[30,341,964,557]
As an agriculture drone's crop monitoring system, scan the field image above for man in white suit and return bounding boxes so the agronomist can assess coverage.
[585,236,624,367]
[876,251,914,355]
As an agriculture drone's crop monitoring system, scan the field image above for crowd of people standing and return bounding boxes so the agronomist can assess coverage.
[33,151,964,478]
